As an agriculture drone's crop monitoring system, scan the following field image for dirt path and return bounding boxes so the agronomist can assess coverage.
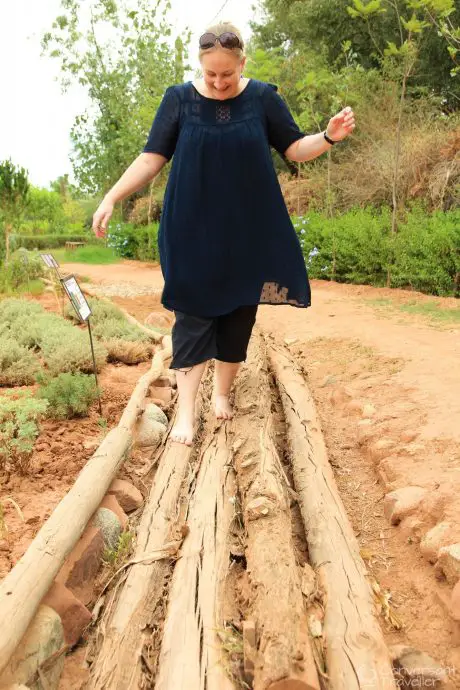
[61,260,460,684]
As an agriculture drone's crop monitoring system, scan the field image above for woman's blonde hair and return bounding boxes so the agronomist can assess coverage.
[198,21,245,60]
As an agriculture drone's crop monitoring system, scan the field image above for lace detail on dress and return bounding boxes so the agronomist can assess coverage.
[259,281,303,306]
[216,104,231,123]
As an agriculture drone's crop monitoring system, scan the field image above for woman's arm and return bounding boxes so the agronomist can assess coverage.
[92,152,167,236]
[285,106,355,163]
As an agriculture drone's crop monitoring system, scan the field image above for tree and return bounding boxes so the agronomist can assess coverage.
[42,0,190,196]
[251,0,460,106]
[0,160,30,264]
[347,0,459,285]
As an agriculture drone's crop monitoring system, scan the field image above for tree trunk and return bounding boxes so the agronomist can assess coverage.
[155,415,237,690]
[231,336,320,690]
[0,344,172,675]
[266,340,397,690]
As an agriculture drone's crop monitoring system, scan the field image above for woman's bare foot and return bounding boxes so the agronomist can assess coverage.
[171,410,194,445]
[215,394,234,420]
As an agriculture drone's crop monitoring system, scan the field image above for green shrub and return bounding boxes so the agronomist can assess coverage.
[0,336,40,386]
[107,222,159,261]
[91,317,150,343]
[0,298,108,377]
[36,372,100,419]
[0,250,45,292]
[292,207,460,296]
[0,391,48,473]
[40,327,107,375]
[10,234,98,251]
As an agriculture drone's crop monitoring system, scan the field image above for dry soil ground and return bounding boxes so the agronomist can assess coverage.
[3,258,460,688]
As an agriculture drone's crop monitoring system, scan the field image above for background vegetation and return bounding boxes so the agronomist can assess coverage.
[0,0,459,296]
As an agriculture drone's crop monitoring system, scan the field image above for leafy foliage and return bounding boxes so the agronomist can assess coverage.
[42,0,190,194]
[293,206,460,294]
[36,371,100,419]
[0,391,48,474]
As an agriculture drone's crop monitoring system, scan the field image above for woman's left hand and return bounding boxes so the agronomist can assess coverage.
[326,106,356,142]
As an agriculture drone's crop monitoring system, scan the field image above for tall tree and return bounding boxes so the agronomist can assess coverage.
[0,160,30,264]
[252,0,460,106]
[42,0,190,196]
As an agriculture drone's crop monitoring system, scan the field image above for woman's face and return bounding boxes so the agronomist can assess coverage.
[200,50,246,100]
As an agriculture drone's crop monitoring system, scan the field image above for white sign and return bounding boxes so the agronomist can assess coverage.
[62,275,91,322]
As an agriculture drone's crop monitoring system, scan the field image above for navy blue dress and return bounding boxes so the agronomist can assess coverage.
[143,79,311,317]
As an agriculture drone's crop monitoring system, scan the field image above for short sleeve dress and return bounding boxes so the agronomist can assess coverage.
[143,79,311,318]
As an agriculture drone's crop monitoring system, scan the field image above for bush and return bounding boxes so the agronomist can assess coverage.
[107,222,159,261]
[36,372,100,419]
[128,195,162,224]
[0,336,41,386]
[10,234,98,251]
[292,207,460,296]
[40,327,107,375]
[0,298,108,378]
[91,317,151,343]
[0,391,48,474]
[0,250,45,292]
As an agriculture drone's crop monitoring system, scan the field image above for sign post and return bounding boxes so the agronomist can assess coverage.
[60,275,103,416]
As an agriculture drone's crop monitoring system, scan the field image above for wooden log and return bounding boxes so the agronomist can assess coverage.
[231,337,320,690]
[88,367,204,689]
[266,339,397,690]
[155,416,237,690]
[0,343,171,676]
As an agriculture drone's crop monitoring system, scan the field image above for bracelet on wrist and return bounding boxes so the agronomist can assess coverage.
[323,131,337,146]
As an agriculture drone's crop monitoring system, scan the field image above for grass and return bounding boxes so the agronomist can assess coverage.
[46,244,120,265]
[366,297,460,326]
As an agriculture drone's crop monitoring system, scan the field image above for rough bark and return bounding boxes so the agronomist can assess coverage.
[267,339,397,690]
[231,337,320,690]
[155,419,237,690]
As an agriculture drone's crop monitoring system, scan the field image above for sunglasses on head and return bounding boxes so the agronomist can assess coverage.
[199,32,243,50]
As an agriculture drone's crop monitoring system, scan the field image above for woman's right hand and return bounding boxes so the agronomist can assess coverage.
[92,198,114,238]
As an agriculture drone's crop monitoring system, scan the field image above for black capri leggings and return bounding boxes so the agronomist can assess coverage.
[170,305,258,371]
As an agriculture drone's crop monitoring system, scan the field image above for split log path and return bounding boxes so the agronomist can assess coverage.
[87,330,397,690]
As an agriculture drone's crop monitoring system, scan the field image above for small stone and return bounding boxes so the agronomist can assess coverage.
[329,387,352,407]
[421,522,452,563]
[42,582,92,646]
[308,615,323,638]
[284,337,298,346]
[362,403,376,418]
[449,580,460,621]
[436,543,460,585]
[384,486,428,526]
[83,438,101,451]
[108,479,143,513]
[99,494,129,530]
[93,507,122,551]
[56,427,66,436]
[390,645,447,685]
[246,497,273,520]
[56,526,104,605]
[368,438,395,463]
[142,403,168,427]
[1,605,65,688]
[320,375,336,387]
[135,417,166,449]
[401,430,418,443]
[345,399,364,416]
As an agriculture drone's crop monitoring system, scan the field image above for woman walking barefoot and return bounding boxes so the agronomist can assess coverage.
[92,21,355,446]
